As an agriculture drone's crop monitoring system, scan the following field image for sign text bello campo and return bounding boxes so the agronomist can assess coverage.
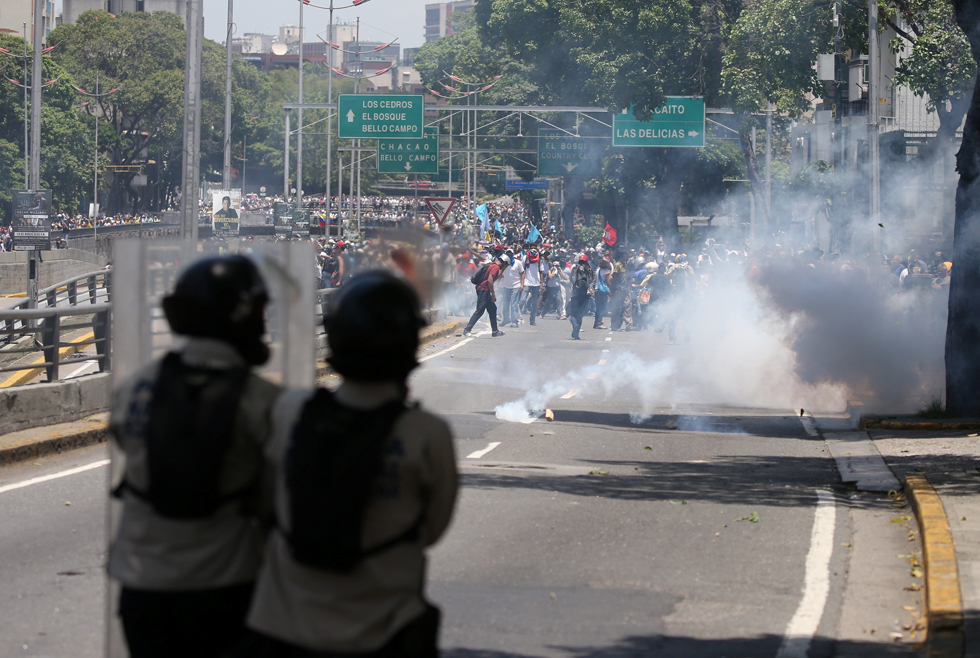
[338,94,425,139]
[377,127,439,174]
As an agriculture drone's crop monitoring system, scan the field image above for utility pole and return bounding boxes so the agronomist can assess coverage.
[765,101,772,232]
[93,72,99,250]
[355,16,361,236]
[180,0,204,241]
[23,23,28,189]
[296,0,305,216]
[29,0,42,190]
[326,0,334,237]
[27,1,43,314]
[284,108,290,200]
[868,0,881,254]
[222,0,233,190]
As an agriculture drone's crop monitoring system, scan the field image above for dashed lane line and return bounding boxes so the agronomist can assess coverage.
[586,372,598,380]
[560,389,580,399]
[466,442,501,459]
[604,337,611,342]
[598,359,607,366]
[0,459,110,495]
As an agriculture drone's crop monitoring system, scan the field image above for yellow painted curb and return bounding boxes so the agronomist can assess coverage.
[0,331,96,388]
[905,474,964,657]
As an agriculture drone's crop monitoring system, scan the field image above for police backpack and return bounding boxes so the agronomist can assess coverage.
[115,352,253,519]
[284,388,418,573]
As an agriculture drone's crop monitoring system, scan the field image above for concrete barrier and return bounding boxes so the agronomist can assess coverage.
[0,373,111,435]
[0,249,109,294]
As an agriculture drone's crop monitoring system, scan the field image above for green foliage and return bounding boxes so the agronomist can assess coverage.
[722,0,830,117]
[889,0,975,113]
[0,33,93,210]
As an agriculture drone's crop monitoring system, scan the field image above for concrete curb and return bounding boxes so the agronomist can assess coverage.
[0,414,108,467]
[861,415,980,431]
[905,473,964,657]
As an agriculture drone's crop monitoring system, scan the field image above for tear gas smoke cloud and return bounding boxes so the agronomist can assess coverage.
[493,259,946,422]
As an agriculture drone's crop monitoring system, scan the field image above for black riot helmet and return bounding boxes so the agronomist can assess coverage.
[325,269,428,382]
[162,255,270,365]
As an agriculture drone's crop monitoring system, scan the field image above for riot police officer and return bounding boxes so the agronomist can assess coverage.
[245,269,458,657]
[108,255,281,658]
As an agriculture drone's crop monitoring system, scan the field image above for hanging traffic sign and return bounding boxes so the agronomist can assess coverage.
[538,129,605,176]
[425,197,457,226]
[378,127,439,174]
[612,96,706,148]
[338,94,425,139]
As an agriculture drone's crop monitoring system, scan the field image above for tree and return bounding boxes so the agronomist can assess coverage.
[889,0,975,159]
[474,0,745,243]
[945,0,980,416]
[0,34,93,211]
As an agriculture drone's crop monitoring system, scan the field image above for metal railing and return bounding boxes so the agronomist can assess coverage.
[0,303,111,383]
[3,270,111,343]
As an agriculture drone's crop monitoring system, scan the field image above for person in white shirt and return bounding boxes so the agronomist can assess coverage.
[522,248,545,326]
[499,248,524,327]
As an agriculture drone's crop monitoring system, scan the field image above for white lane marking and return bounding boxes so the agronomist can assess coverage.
[64,360,98,380]
[560,389,580,399]
[602,349,609,353]
[597,359,607,366]
[0,459,110,495]
[776,488,836,658]
[798,415,819,437]
[466,442,501,459]
[604,337,611,342]
[419,330,489,363]
[586,372,598,380]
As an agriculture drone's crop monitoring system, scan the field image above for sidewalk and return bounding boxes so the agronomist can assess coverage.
[871,427,980,657]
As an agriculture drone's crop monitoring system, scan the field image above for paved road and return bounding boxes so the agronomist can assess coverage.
[1,314,927,657]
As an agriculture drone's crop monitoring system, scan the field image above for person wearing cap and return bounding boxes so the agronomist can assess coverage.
[463,254,508,337]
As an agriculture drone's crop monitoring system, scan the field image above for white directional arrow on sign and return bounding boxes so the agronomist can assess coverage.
[688,130,699,137]
[347,110,355,122]
[405,162,413,171]
[563,163,579,173]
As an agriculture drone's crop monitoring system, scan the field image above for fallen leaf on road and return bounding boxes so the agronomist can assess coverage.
[911,566,923,578]
[735,512,760,523]
[841,542,852,547]
[904,583,922,591]
[549,592,556,600]
[588,470,609,475]
[902,605,917,611]
[969,433,978,437]
[644,446,652,450]
[64,501,71,506]
[891,516,910,523]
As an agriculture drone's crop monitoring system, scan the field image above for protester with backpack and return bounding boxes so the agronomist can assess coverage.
[567,253,594,340]
[244,270,458,657]
[462,253,509,337]
[108,255,281,658]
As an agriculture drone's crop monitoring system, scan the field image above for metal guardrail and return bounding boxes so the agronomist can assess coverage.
[4,270,112,341]
[0,303,111,383]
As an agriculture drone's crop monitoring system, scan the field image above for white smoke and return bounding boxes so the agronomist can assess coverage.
[494,258,944,422]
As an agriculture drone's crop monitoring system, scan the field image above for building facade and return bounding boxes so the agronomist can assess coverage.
[60,0,187,25]
[424,1,475,44]
[0,0,56,43]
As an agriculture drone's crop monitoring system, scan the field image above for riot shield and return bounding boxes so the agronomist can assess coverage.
[107,240,314,657]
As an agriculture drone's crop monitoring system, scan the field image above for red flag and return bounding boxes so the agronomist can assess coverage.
[603,223,617,246]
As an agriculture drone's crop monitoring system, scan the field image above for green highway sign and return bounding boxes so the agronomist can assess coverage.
[338,94,425,139]
[538,130,605,176]
[378,127,439,174]
[612,96,705,148]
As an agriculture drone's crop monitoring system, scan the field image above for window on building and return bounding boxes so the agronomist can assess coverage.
[426,8,440,26]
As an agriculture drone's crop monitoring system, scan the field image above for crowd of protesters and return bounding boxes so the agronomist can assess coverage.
[307,196,953,344]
